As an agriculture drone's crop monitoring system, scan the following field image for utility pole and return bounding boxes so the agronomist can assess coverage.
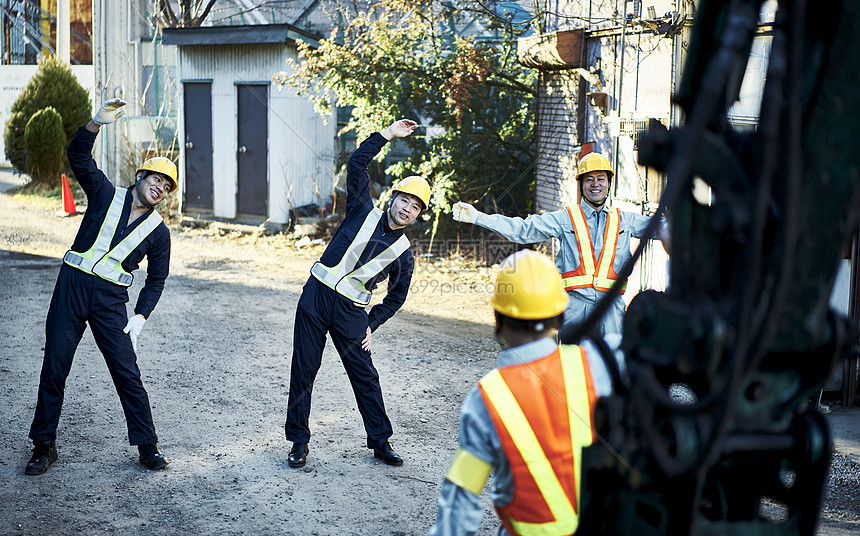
[57,0,70,63]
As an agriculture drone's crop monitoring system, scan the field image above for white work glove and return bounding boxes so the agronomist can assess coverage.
[361,327,372,352]
[123,314,146,352]
[452,202,480,224]
[92,98,127,125]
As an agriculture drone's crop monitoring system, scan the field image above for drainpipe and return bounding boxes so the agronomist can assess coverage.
[127,3,139,110]
[613,0,629,198]
[96,0,110,178]
[56,0,69,63]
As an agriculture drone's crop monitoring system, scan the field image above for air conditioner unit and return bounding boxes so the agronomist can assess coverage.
[619,117,666,150]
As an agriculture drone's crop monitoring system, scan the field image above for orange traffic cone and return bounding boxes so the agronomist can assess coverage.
[61,173,78,215]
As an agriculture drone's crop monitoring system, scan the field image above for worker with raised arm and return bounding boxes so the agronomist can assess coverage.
[26,99,176,474]
[429,250,619,536]
[453,152,661,335]
[284,119,431,468]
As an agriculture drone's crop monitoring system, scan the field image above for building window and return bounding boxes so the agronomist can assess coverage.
[1,0,92,65]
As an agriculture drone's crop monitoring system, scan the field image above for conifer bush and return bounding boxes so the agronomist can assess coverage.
[24,107,66,186]
[3,56,91,180]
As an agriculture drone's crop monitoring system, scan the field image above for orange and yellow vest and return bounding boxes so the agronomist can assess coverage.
[560,206,626,294]
[478,345,599,536]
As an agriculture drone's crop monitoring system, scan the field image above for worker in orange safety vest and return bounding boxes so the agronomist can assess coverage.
[428,250,621,536]
[453,152,666,335]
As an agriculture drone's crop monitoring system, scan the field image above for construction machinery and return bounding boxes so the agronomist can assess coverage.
[560,0,860,533]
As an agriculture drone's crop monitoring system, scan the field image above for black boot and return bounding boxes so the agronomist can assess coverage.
[138,443,169,470]
[373,441,403,466]
[288,442,308,468]
[25,441,58,475]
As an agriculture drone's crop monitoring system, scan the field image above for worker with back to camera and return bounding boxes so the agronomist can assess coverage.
[453,152,665,335]
[26,98,176,475]
[428,249,620,536]
[284,118,431,468]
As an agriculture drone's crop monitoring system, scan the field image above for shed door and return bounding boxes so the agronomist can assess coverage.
[183,82,213,210]
[237,84,268,216]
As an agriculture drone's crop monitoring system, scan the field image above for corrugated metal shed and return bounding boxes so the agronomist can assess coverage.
[162,24,333,225]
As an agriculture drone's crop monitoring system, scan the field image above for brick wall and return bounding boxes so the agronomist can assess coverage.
[535,70,580,213]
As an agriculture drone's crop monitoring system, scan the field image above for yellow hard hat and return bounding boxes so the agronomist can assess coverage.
[392,175,431,210]
[137,157,178,191]
[491,250,569,320]
[576,152,613,181]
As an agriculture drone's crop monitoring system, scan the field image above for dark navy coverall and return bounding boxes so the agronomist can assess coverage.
[285,132,414,449]
[29,126,171,446]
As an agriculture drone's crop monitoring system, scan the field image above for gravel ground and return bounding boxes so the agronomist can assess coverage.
[0,169,858,535]
[818,406,860,535]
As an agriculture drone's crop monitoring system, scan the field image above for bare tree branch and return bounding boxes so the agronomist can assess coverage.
[157,0,179,27]
[180,0,192,25]
[195,0,218,25]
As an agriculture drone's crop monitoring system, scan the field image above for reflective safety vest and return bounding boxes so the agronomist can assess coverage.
[310,207,410,306]
[561,205,626,293]
[479,345,598,536]
[63,187,163,287]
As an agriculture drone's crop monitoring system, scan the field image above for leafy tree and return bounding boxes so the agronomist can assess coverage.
[24,107,66,186]
[3,56,91,179]
[274,0,538,239]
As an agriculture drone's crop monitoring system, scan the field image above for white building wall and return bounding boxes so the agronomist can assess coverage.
[92,0,179,183]
[581,32,675,205]
[527,0,794,301]
[177,43,333,224]
[529,13,679,210]
[529,0,683,297]
[272,79,335,219]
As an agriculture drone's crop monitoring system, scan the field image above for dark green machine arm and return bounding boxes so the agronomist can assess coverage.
[569,0,860,534]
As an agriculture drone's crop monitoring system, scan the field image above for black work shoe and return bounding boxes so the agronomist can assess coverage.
[25,441,58,475]
[138,443,169,470]
[288,442,308,468]
[373,441,403,466]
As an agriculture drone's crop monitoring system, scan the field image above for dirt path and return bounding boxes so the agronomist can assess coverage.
[1,172,857,535]
[0,175,504,535]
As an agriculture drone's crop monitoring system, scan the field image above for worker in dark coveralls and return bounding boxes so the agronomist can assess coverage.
[26,98,175,474]
[285,119,431,468]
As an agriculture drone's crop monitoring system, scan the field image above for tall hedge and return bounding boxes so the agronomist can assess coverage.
[3,56,91,177]
[24,107,66,186]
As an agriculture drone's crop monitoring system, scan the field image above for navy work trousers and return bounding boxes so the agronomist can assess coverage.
[29,265,158,446]
[285,277,393,449]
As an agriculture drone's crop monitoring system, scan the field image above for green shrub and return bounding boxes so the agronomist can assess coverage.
[3,55,91,175]
[24,107,66,186]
